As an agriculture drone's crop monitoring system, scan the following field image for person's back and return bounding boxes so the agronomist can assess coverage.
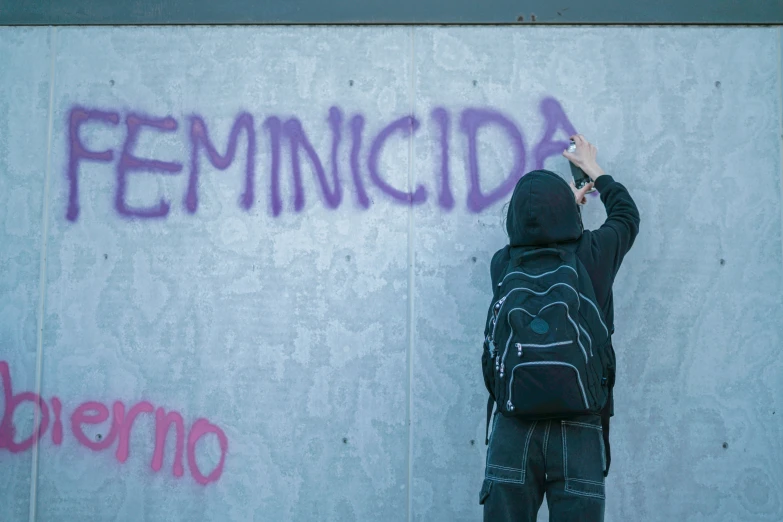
[480,135,640,521]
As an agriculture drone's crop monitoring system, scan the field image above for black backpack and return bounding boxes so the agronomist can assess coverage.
[482,244,615,461]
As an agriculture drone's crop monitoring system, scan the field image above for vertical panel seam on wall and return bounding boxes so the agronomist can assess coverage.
[29,24,57,522]
[778,27,783,281]
[406,25,416,522]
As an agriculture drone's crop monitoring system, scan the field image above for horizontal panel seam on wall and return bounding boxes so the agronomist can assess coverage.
[5,23,783,27]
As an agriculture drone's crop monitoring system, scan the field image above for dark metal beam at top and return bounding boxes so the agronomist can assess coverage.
[1,0,782,25]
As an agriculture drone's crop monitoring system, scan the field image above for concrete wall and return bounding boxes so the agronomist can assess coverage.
[1,26,781,521]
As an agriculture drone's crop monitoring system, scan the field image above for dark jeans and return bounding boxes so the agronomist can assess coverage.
[480,413,606,522]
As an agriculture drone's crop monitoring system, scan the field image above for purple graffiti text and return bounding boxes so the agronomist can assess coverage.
[65,98,579,222]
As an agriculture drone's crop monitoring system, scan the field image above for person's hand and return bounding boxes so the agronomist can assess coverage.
[562,134,605,181]
[570,181,594,206]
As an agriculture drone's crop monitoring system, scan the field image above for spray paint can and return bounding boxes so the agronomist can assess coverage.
[567,139,595,192]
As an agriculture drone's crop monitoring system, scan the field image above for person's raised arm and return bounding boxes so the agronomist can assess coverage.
[563,134,640,272]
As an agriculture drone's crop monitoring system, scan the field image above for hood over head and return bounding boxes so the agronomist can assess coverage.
[505,169,583,247]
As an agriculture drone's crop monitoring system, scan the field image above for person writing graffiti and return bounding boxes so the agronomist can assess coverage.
[479,134,640,521]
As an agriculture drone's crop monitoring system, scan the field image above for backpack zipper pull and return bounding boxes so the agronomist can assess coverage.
[516,343,523,357]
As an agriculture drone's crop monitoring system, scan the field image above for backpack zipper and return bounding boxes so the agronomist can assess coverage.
[492,282,580,344]
[497,264,577,288]
[578,292,609,337]
[501,341,574,376]
[578,324,593,357]
[488,295,507,343]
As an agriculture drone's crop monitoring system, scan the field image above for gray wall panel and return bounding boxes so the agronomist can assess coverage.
[0,27,53,522]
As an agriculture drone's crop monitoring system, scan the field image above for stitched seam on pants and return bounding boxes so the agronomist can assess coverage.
[543,420,551,468]
[486,476,526,485]
[562,420,602,431]
[568,478,604,486]
[565,483,605,499]
[562,420,568,481]
[520,420,537,485]
[488,464,523,472]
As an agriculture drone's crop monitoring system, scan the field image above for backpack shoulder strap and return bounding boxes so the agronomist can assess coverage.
[485,395,494,445]
[484,246,510,445]
[601,394,612,476]
[490,246,511,293]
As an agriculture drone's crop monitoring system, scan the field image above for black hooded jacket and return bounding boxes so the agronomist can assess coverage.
[488,169,639,466]
[491,169,640,341]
